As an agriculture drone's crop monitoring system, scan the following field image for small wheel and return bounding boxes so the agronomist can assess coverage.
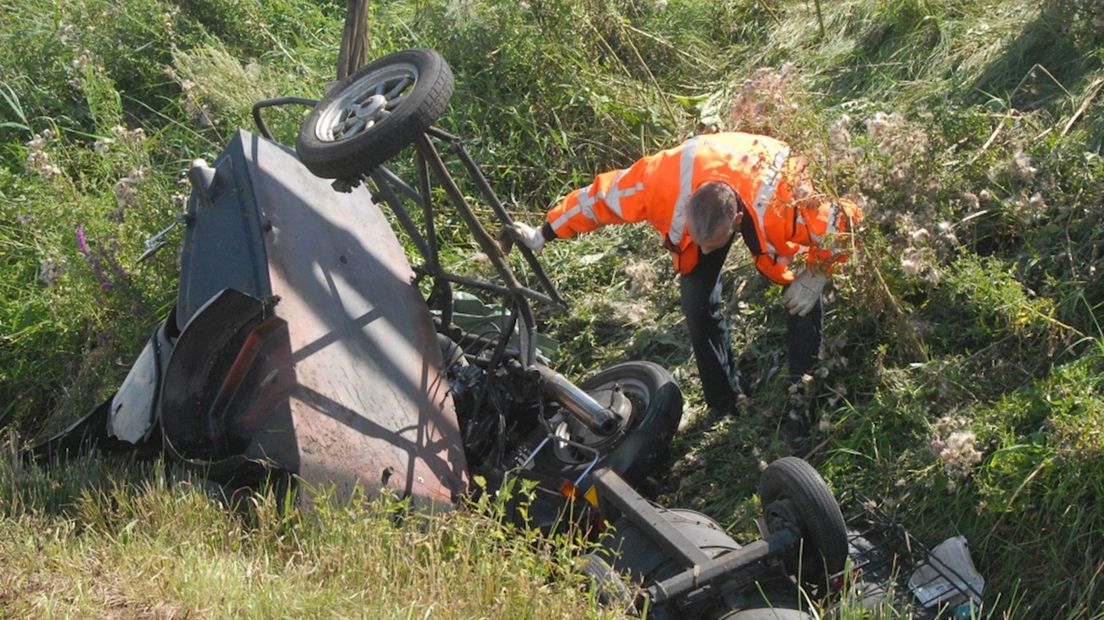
[578,553,635,611]
[532,361,682,487]
[296,48,453,180]
[758,457,848,596]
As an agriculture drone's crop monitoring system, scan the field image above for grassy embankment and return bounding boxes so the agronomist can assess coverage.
[1,0,1102,617]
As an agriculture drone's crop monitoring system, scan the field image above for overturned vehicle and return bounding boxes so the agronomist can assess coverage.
[35,48,858,619]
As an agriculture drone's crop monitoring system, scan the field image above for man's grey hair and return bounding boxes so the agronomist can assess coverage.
[687,182,742,243]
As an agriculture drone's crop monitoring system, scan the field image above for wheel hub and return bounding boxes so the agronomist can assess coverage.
[332,93,388,140]
[551,384,635,463]
[313,62,420,143]
[600,384,633,420]
[764,499,799,534]
[355,94,388,121]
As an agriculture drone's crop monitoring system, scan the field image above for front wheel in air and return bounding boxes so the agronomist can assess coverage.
[296,47,453,180]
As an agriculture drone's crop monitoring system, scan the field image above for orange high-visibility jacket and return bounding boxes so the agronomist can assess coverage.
[543,132,861,284]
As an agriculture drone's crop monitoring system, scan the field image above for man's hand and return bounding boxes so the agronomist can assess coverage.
[506,221,545,253]
[782,270,828,316]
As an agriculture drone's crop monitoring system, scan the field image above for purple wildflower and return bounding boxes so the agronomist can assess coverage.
[76,225,89,254]
[75,224,127,291]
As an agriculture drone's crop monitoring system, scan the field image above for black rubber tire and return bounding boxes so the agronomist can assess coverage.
[579,553,636,611]
[532,361,682,487]
[757,457,848,596]
[296,48,453,180]
[606,508,741,587]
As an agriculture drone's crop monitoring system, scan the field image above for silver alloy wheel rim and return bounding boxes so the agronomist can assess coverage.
[314,62,419,142]
[551,377,645,464]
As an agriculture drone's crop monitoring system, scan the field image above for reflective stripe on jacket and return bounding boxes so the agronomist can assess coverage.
[544,132,861,284]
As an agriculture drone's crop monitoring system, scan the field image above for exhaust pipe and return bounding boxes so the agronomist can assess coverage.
[534,366,621,435]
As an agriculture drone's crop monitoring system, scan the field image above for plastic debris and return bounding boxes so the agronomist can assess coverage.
[908,535,984,608]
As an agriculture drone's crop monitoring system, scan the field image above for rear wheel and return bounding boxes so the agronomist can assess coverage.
[578,553,635,611]
[296,48,453,180]
[532,361,682,487]
[758,457,848,597]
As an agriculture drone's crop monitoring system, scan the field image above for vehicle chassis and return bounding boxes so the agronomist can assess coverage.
[254,88,848,617]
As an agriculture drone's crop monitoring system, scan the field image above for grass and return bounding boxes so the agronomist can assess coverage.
[0,452,616,619]
[1,0,1103,617]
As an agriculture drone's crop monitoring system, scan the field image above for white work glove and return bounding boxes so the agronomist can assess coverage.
[782,270,829,316]
[507,221,545,253]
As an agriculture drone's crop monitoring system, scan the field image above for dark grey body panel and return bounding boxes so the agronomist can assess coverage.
[107,318,174,444]
[163,131,468,506]
[177,142,271,331]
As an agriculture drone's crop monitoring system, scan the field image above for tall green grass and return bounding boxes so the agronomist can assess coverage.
[0,450,616,618]
[1,0,1103,617]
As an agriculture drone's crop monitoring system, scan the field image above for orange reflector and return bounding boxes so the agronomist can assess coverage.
[583,486,599,507]
[559,481,577,499]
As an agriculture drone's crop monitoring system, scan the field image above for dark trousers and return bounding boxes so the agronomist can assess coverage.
[679,239,823,411]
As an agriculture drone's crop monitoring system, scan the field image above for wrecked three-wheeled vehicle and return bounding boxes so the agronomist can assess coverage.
[34,47,867,619]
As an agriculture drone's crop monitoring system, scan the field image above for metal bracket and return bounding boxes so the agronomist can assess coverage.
[138,214,189,262]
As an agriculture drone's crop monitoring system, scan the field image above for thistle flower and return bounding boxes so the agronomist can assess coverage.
[114,179,139,211]
[933,415,961,437]
[177,80,215,128]
[39,256,67,287]
[930,417,983,487]
[929,437,946,456]
[24,130,62,179]
[865,112,929,159]
[57,23,76,43]
[93,137,115,155]
[111,125,147,143]
[729,63,797,129]
[69,52,93,72]
[612,301,648,324]
[625,260,656,295]
[828,115,852,148]
[989,150,1037,184]
[936,221,957,244]
[900,247,927,277]
[940,430,983,480]
[1012,151,1037,181]
[735,393,750,415]
[858,111,935,210]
